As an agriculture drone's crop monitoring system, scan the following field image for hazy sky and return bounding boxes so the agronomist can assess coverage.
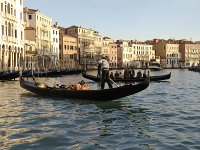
[24,0,200,41]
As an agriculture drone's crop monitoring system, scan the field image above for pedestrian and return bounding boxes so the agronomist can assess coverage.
[99,56,113,90]
[143,70,147,78]
[114,71,120,79]
[136,70,142,78]
[109,72,114,79]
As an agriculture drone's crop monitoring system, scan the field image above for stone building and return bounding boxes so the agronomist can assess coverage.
[51,23,60,69]
[116,40,133,68]
[0,0,25,71]
[153,40,180,68]
[130,41,155,68]
[179,42,200,67]
[59,34,79,69]
[23,7,52,69]
[66,25,101,68]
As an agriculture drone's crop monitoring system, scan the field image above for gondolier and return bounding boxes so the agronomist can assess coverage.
[99,56,113,90]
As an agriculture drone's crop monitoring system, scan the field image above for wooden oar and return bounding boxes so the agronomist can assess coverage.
[109,78,132,101]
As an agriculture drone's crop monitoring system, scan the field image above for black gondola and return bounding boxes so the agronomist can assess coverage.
[22,70,59,77]
[20,76,150,101]
[82,72,171,82]
[188,67,200,72]
[23,69,85,77]
[60,69,85,75]
[0,71,19,81]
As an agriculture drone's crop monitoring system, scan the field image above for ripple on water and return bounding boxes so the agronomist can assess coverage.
[0,70,200,149]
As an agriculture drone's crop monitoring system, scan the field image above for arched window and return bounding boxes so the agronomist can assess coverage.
[11,23,13,37]
[1,3,3,12]
[8,23,11,36]
[4,1,7,13]
[5,21,7,36]
[7,3,10,14]
[10,4,13,15]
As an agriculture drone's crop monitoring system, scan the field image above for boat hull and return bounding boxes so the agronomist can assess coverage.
[0,71,19,81]
[82,72,171,82]
[20,76,150,101]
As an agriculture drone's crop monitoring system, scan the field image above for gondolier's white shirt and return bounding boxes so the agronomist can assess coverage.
[99,59,109,70]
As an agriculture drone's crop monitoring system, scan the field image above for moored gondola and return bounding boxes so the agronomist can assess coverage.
[82,72,171,82]
[188,67,200,72]
[20,76,150,101]
[0,71,19,81]
[23,69,85,77]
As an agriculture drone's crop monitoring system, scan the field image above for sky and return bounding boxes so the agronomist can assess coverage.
[24,0,200,42]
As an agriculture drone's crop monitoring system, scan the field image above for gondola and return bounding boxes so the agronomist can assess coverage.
[60,69,85,75]
[20,76,150,101]
[82,72,171,82]
[0,71,19,81]
[188,67,200,72]
[23,69,85,77]
[23,70,60,77]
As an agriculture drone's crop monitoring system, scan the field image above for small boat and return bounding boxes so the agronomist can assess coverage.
[82,72,171,82]
[0,71,19,81]
[188,67,200,72]
[23,70,59,77]
[20,76,150,101]
[149,61,162,71]
[60,69,85,75]
[23,69,85,77]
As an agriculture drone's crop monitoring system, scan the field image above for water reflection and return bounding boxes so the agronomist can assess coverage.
[1,70,200,149]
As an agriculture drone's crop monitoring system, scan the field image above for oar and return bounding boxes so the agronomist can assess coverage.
[109,78,132,101]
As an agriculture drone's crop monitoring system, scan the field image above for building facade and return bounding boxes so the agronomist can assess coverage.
[94,32,103,60]
[51,23,60,69]
[0,0,25,71]
[179,43,200,67]
[154,40,180,68]
[24,7,52,69]
[24,27,37,70]
[116,40,134,68]
[66,26,98,68]
[109,41,117,68]
[60,34,79,69]
[130,41,155,68]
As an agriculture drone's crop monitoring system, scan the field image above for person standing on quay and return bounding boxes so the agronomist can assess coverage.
[99,56,113,90]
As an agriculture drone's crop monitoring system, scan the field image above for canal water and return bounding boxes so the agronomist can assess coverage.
[0,69,200,150]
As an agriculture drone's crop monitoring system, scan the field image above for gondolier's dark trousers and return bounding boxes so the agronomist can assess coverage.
[101,70,113,90]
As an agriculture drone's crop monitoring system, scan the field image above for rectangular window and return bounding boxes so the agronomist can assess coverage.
[4,4,6,13]
[21,31,23,40]
[5,26,7,36]
[28,15,32,19]
[20,12,22,20]
[1,3,3,12]
[1,25,4,35]
[15,30,17,38]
